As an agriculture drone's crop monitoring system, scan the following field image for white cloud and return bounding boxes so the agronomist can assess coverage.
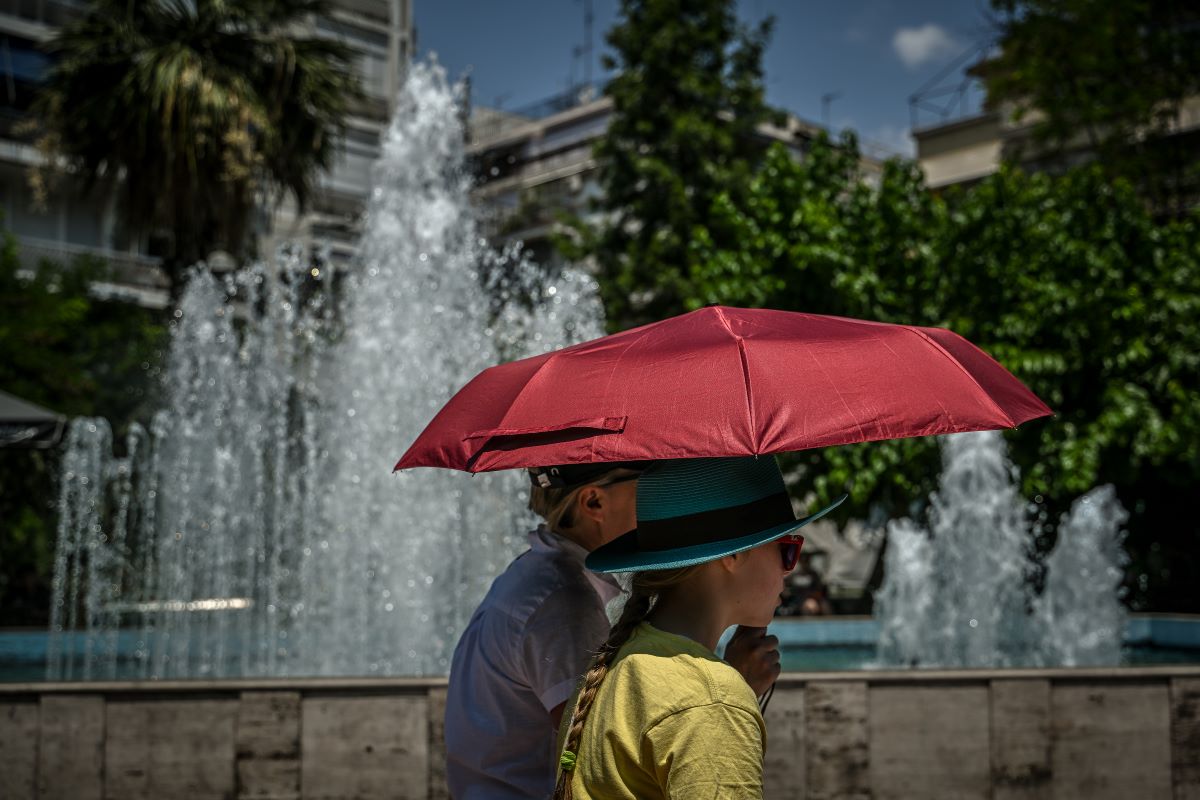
[892,23,960,69]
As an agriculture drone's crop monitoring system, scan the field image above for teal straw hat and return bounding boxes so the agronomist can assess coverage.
[586,456,847,573]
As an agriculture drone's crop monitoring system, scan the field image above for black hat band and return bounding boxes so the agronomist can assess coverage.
[636,492,794,552]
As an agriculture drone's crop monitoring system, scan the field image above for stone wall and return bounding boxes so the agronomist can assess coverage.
[2,666,1199,799]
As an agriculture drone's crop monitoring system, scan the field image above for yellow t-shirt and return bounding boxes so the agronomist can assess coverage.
[555,621,766,799]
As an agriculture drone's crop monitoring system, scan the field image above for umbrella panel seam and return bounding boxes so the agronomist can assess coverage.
[902,325,1017,428]
[713,307,758,453]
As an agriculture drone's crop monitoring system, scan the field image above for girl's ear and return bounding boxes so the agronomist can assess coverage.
[717,552,742,573]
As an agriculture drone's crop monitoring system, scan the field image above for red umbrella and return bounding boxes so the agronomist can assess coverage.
[395,306,1051,473]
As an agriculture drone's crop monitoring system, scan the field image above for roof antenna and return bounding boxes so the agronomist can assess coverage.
[821,91,843,131]
[572,0,594,101]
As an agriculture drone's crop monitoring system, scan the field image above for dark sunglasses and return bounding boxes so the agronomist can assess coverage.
[778,534,805,572]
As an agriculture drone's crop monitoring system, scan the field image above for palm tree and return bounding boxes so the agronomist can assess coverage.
[30,0,364,296]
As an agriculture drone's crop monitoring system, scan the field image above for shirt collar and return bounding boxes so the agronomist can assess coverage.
[529,524,624,605]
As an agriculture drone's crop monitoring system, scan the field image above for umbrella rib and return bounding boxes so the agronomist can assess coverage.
[901,326,1017,428]
[591,322,662,460]
[713,307,757,452]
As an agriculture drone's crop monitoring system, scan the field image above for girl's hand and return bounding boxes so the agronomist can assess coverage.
[724,625,781,696]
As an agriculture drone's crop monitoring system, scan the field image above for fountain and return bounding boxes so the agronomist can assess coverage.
[875,431,1128,668]
[45,61,605,680]
[41,63,1140,683]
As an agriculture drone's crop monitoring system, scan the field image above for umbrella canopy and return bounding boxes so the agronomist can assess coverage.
[0,389,65,449]
[395,306,1051,473]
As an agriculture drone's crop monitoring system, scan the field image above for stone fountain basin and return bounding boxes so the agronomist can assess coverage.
[1,649,1198,799]
[756,613,1200,671]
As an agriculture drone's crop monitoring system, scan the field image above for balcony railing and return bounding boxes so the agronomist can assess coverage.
[14,235,168,289]
[0,0,83,29]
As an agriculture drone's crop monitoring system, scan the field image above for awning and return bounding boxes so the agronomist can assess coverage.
[0,389,65,449]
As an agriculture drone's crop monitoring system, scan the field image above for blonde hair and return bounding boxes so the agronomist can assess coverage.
[528,467,640,535]
[553,566,698,800]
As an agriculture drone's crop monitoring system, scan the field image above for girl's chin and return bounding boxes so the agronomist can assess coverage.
[741,613,774,628]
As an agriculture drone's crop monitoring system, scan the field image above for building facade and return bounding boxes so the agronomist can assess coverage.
[258,0,413,273]
[467,88,886,271]
[0,0,412,308]
[913,82,1200,192]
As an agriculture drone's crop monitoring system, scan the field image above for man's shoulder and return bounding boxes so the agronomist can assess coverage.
[478,547,594,625]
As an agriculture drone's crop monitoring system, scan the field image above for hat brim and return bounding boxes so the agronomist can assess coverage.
[586,493,848,573]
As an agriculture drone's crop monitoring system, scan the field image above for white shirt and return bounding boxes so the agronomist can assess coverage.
[445,525,623,800]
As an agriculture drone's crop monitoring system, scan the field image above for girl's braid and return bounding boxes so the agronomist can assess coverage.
[552,585,654,800]
[553,566,696,799]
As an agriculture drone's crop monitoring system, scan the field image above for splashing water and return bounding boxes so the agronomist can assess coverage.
[1033,486,1129,666]
[875,431,1128,668]
[47,62,605,680]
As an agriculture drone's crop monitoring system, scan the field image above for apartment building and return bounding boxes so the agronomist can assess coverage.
[467,88,887,271]
[911,58,1200,192]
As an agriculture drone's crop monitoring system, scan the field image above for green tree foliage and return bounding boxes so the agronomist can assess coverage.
[978,0,1200,214]
[567,0,777,330]
[689,136,949,515]
[30,0,363,295]
[0,234,165,625]
[937,167,1200,610]
[560,0,1199,609]
[651,129,1200,610]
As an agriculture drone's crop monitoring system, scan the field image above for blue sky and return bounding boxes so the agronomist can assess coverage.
[413,1,1000,158]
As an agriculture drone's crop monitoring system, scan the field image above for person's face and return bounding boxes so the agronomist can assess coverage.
[597,478,638,542]
[576,477,639,548]
[729,540,791,627]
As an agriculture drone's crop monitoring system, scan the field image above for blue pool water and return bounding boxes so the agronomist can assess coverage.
[4,615,1199,682]
[772,615,1200,672]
